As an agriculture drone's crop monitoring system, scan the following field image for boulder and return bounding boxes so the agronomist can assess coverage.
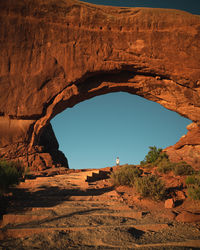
[165,198,175,209]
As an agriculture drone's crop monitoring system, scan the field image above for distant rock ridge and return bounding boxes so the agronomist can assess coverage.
[0,0,200,169]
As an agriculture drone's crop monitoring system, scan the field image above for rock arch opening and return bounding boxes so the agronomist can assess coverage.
[27,67,200,170]
[30,68,199,147]
[51,92,191,169]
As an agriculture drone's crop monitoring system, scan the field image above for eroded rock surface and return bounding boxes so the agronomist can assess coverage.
[0,0,200,169]
[165,123,200,167]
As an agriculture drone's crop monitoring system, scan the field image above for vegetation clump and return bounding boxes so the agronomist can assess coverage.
[157,159,195,176]
[110,164,143,187]
[134,175,166,201]
[110,163,166,201]
[140,146,173,174]
[173,162,195,176]
[0,159,26,195]
[141,146,195,176]
[110,146,196,201]
[140,146,162,166]
[186,175,200,200]
[157,159,174,174]
[154,152,173,174]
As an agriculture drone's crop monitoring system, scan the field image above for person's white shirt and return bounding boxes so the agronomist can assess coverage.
[116,157,120,166]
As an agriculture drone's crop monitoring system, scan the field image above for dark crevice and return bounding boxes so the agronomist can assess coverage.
[75,67,171,87]
[175,143,199,150]
[8,57,11,72]
[8,114,42,120]
[38,78,51,91]
[175,81,198,92]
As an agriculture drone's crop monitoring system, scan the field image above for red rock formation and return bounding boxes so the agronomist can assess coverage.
[165,123,200,168]
[0,0,200,169]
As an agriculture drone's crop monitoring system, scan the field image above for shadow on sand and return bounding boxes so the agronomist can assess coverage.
[0,180,114,219]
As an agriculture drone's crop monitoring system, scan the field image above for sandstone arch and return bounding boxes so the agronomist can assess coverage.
[0,0,200,169]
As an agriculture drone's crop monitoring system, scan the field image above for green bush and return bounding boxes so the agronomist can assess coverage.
[0,159,26,194]
[186,175,200,200]
[157,157,175,174]
[187,186,200,200]
[110,164,143,187]
[172,162,194,176]
[140,146,163,165]
[154,152,169,165]
[134,175,166,201]
[144,151,194,176]
[140,146,171,173]
[186,175,200,185]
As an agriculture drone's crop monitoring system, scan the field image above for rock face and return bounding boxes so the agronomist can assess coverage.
[0,0,200,169]
[165,123,200,168]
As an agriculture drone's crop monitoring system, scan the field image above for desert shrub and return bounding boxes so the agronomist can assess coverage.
[172,162,194,176]
[187,186,200,200]
[186,175,200,185]
[0,159,26,194]
[150,153,194,176]
[140,146,163,166]
[134,175,166,201]
[110,164,143,187]
[156,157,175,174]
[154,152,169,165]
[186,175,200,200]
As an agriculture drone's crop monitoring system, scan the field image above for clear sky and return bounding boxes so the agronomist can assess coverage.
[51,0,199,169]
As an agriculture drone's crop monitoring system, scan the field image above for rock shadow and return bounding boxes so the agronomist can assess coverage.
[1,183,114,218]
[3,207,107,230]
[127,227,145,239]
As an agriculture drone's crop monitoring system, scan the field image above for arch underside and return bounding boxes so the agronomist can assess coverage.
[30,69,200,145]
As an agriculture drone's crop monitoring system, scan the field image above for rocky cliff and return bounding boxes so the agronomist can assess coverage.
[0,0,200,169]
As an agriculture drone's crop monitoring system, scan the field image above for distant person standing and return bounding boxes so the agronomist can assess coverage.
[116,157,120,166]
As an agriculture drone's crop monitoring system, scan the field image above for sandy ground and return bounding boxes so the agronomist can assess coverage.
[1,169,200,249]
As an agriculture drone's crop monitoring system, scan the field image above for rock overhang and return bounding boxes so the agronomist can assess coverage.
[0,0,200,169]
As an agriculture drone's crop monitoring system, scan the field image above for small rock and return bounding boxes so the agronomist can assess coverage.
[165,198,175,208]
[175,190,186,200]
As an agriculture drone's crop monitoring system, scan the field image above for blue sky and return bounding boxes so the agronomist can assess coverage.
[51,0,199,169]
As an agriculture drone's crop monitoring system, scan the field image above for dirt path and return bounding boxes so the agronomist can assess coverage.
[1,170,200,249]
